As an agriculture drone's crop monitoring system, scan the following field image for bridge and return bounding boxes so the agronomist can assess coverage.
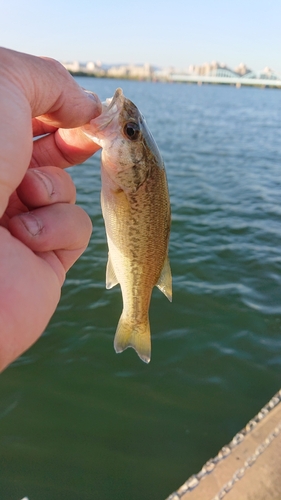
[170,72,281,88]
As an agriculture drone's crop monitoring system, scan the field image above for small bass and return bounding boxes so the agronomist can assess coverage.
[83,88,172,363]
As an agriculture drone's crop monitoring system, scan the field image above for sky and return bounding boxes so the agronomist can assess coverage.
[1,0,281,75]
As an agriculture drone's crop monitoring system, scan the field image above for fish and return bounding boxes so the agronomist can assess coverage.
[83,88,172,363]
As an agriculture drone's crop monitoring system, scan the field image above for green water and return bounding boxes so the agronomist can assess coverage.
[1,79,281,499]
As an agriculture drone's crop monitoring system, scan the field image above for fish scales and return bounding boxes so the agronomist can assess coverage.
[103,167,169,316]
[83,88,172,363]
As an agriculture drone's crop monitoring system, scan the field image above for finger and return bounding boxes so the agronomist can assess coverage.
[31,91,100,137]
[3,48,102,127]
[0,48,101,216]
[30,127,101,169]
[8,203,92,272]
[0,227,61,371]
[32,118,58,137]
[17,166,76,208]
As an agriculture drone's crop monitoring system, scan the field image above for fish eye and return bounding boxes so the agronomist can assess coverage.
[124,122,140,141]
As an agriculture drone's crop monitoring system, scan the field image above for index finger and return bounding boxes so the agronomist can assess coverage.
[5,49,102,128]
[0,48,101,216]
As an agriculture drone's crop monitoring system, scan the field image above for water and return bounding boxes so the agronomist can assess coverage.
[1,79,281,500]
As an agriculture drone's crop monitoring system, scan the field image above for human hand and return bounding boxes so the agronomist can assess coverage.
[0,48,102,371]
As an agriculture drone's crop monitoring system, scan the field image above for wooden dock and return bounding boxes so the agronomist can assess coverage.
[167,389,281,500]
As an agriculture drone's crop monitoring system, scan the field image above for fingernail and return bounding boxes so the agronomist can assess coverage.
[84,91,102,115]
[19,213,42,236]
[84,90,100,104]
[32,169,54,197]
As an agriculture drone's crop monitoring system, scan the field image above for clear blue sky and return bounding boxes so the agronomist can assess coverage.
[1,0,281,74]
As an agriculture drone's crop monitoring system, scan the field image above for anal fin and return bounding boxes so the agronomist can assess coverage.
[106,252,119,289]
[156,256,172,302]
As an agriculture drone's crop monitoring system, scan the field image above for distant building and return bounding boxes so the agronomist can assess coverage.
[260,66,280,80]
[153,66,175,80]
[61,59,281,85]
[62,60,81,73]
[107,63,153,79]
[85,61,106,76]
[106,64,129,78]
[235,62,252,75]
[188,61,237,77]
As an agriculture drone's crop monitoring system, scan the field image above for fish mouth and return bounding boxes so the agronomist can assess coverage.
[82,88,125,143]
[94,115,114,132]
[104,88,125,112]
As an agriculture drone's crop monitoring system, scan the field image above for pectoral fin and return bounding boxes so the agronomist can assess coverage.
[106,253,119,289]
[156,257,172,302]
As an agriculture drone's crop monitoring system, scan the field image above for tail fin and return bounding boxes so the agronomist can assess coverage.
[114,314,151,364]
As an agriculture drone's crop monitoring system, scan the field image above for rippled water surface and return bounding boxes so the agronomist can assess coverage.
[1,79,281,500]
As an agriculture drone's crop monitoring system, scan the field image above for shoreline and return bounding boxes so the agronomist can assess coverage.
[69,71,281,89]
